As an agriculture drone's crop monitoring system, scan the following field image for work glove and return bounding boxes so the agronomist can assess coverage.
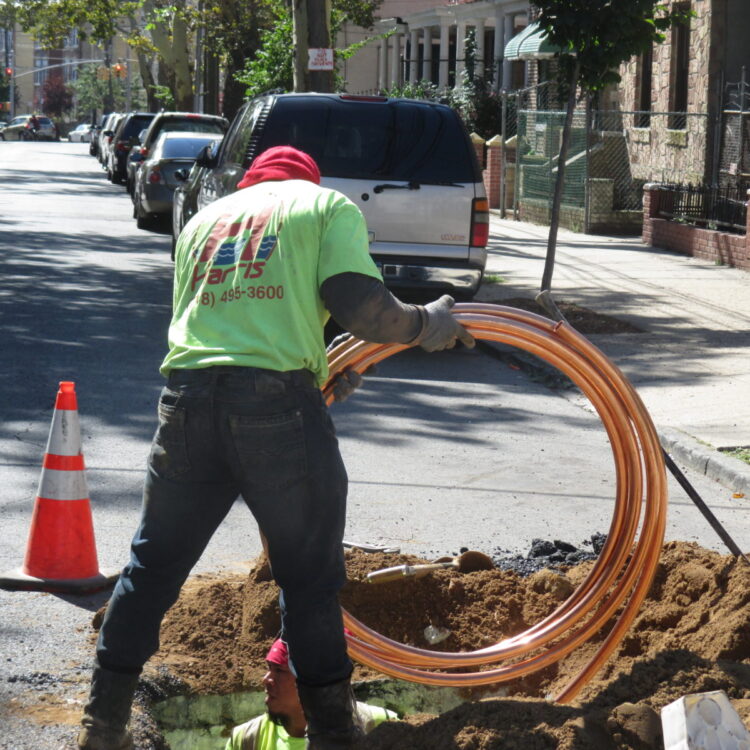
[326,331,375,403]
[331,369,363,402]
[415,295,475,352]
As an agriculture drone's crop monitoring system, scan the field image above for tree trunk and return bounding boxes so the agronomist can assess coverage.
[293,0,333,92]
[292,0,308,91]
[537,59,580,319]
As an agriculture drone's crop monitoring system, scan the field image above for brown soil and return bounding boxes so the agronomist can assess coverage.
[128,541,750,749]
[481,297,643,335]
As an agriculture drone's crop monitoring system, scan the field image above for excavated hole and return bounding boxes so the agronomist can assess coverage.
[107,542,750,749]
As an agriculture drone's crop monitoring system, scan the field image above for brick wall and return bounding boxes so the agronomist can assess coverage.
[642,185,750,271]
[474,133,514,210]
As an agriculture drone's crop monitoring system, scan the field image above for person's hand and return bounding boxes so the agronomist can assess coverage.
[417,295,475,352]
[331,369,363,402]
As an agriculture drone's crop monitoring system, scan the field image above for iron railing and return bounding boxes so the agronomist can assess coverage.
[657,183,748,234]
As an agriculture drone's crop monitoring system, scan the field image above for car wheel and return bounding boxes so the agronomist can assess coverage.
[21,131,31,141]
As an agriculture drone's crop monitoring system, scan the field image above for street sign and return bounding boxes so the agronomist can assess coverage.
[308,48,334,71]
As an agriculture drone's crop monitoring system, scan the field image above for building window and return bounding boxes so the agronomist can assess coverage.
[635,45,653,127]
[34,56,48,85]
[669,6,690,129]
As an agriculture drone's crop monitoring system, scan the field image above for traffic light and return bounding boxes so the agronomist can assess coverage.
[4,67,11,77]
[112,63,126,79]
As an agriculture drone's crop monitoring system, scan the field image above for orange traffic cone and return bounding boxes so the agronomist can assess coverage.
[0,382,119,594]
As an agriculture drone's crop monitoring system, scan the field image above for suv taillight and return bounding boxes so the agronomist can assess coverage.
[470,197,489,247]
[139,147,149,157]
[148,167,163,184]
[116,142,129,153]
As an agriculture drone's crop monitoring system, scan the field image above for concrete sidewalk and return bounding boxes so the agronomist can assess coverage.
[481,215,750,493]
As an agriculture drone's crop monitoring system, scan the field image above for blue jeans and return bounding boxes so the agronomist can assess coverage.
[96,366,352,687]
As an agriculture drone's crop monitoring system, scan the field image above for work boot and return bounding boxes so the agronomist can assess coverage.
[77,662,140,750]
[297,677,365,749]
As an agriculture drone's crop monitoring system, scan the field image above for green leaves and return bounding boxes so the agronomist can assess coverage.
[534,0,694,93]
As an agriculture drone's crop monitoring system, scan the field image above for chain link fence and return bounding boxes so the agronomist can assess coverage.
[508,99,713,233]
[718,69,750,189]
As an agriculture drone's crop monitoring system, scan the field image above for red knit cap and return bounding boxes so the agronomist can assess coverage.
[266,638,289,667]
[265,629,352,668]
[237,146,321,189]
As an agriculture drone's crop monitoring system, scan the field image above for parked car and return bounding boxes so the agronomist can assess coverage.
[126,111,228,197]
[190,93,489,298]
[69,123,93,143]
[106,111,156,184]
[0,114,58,141]
[171,137,223,257]
[133,131,221,230]
[89,113,109,157]
[97,112,123,167]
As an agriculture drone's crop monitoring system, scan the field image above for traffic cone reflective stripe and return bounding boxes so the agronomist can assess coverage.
[0,382,119,594]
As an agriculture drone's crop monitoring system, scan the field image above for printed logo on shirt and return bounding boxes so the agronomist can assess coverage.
[191,202,282,290]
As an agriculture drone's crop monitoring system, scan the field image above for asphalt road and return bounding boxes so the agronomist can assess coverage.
[0,141,744,748]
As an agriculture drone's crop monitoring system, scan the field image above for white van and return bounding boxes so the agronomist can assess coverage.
[194,93,489,299]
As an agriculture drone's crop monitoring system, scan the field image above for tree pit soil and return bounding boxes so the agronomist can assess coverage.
[478,296,644,335]
[115,540,750,749]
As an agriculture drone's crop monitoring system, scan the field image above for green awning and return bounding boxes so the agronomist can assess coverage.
[503,22,538,61]
[504,21,564,61]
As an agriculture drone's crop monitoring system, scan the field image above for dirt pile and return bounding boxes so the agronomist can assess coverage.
[139,541,750,749]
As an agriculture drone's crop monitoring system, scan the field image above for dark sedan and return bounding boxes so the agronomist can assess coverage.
[133,131,221,230]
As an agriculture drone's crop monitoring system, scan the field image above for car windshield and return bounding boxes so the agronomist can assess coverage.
[157,136,218,159]
[257,97,477,183]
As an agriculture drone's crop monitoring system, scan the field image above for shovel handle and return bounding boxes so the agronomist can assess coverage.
[366,562,453,583]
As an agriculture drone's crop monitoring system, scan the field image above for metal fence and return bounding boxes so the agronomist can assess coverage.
[656,184,747,234]
[718,69,750,189]
[510,102,714,232]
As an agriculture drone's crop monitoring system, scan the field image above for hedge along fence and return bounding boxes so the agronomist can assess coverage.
[642,184,750,271]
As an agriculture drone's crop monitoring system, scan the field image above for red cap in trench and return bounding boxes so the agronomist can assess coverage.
[266,638,290,667]
[237,146,321,189]
[265,628,353,669]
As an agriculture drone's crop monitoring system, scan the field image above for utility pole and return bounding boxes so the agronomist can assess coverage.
[103,44,114,112]
[8,26,15,118]
[292,0,334,92]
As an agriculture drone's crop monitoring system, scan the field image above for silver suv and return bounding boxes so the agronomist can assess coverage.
[191,93,489,299]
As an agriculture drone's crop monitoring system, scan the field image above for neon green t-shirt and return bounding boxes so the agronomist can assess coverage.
[161,180,382,386]
[225,703,397,750]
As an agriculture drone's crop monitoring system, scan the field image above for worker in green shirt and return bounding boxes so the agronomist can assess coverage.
[78,145,473,750]
[226,638,397,749]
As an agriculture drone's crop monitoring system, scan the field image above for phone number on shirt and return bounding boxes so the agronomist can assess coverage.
[199,285,284,307]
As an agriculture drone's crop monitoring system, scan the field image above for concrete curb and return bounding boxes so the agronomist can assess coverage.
[658,427,750,496]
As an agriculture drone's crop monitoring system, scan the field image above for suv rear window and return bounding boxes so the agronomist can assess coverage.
[256,97,478,184]
[160,119,225,135]
[122,115,155,138]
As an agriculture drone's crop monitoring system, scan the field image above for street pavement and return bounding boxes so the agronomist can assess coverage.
[481,214,750,494]
[1,142,749,748]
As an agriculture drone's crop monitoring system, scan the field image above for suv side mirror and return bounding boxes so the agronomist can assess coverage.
[195,144,217,168]
[174,168,189,182]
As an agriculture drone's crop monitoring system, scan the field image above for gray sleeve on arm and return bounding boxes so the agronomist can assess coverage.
[321,272,424,344]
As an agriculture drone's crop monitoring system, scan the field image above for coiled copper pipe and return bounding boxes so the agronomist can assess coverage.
[324,303,667,704]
